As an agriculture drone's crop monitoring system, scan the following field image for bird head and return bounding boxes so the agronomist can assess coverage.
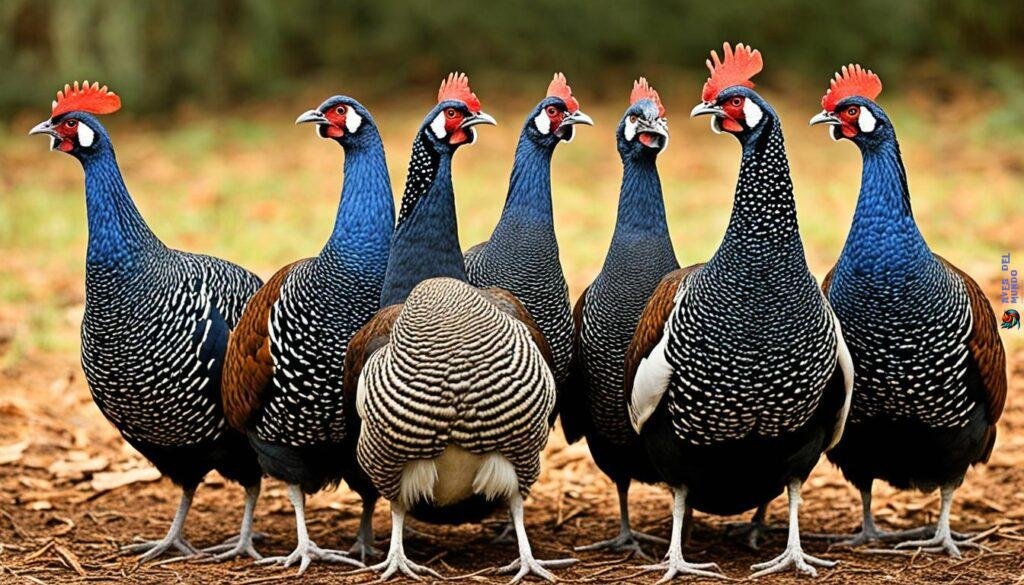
[1002,309,1021,330]
[29,81,120,160]
[616,78,668,160]
[810,65,892,148]
[295,95,376,147]
[526,73,593,147]
[419,72,496,153]
[690,43,770,143]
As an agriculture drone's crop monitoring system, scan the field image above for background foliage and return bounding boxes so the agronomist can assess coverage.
[1,0,1023,114]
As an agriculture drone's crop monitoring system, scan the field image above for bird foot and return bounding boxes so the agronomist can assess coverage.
[491,521,517,545]
[893,531,987,559]
[641,554,725,583]
[349,548,441,581]
[349,535,384,563]
[122,535,199,563]
[198,533,263,562]
[574,529,666,560]
[255,539,363,575]
[722,521,766,551]
[809,524,971,547]
[749,543,836,578]
[496,555,577,584]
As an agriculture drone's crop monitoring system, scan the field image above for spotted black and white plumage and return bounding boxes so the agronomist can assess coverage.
[84,252,260,449]
[629,88,849,515]
[357,278,555,501]
[465,96,584,387]
[814,93,1005,556]
[32,107,265,563]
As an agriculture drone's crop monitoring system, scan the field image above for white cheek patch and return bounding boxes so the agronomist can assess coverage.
[711,116,723,135]
[742,99,763,128]
[430,112,447,139]
[49,135,57,151]
[624,117,638,141]
[829,125,840,141]
[858,108,877,133]
[77,123,95,148]
[345,109,363,133]
[533,111,550,134]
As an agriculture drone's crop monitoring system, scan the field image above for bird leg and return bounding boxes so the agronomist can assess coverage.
[574,483,666,559]
[348,495,383,562]
[806,484,972,545]
[496,491,577,583]
[490,513,516,545]
[199,483,263,561]
[722,503,768,550]
[750,479,836,578]
[255,484,363,575]
[893,484,987,558]
[350,502,440,581]
[121,487,199,562]
[641,486,725,583]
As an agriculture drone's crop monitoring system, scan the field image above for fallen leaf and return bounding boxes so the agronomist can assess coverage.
[48,455,109,478]
[89,466,161,492]
[54,544,86,576]
[0,440,30,464]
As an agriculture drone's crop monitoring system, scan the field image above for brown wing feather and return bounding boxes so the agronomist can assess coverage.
[342,304,404,403]
[624,265,701,396]
[557,286,591,443]
[221,259,308,431]
[936,256,1007,457]
[479,287,555,371]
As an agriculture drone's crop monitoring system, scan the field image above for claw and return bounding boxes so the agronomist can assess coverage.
[256,541,362,575]
[497,556,577,584]
[749,545,835,578]
[574,529,665,560]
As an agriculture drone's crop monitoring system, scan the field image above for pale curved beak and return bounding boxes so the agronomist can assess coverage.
[460,111,497,128]
[809,111,841,126]
[29,120,56,137]
[690,102,723,118]
[561,110,594,126]
[295,109,329,125]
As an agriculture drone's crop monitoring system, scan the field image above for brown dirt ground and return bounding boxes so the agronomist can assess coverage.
[0,332,1022,585]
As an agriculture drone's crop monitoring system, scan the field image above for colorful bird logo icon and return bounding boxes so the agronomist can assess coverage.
[1002,309,1021,330]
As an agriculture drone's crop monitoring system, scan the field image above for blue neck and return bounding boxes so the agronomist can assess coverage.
[495,134,554,228]
[321,132,395,263]
[840,137,931,273]
[80,147,161,267]
[606,154,673,260]
[380,146,465,305]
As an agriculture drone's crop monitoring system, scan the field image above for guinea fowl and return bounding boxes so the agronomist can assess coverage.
[558,78,677,557]
[465,72,592,393]
[343,73,575,582]
[809,65,1007,557]
[29,82,264,562]
[626,44,854,579]
[221,95,394,573]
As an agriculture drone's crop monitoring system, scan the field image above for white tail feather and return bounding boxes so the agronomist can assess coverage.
[628,331,673,433]
[828,311,855,450]
[398,459,437,509]
[472,453,518,501]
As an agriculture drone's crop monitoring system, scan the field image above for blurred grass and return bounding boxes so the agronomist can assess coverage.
[1,88,1022,365]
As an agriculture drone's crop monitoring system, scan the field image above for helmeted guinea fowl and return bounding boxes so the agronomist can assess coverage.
[626,44,854,580]
[465,72,592,392]
[558,78,678,557]
[29,82,265,562]
[221,95,394,573]
[809,65,1007,557]
[343,73,575,583]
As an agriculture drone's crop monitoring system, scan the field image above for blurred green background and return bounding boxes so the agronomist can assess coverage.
[0,0,1021,367]
[1,0,1023,113]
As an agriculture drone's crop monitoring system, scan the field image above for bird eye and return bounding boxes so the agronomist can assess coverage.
[546,106,559,116]
[445,108,458,119]
[847,106,859,117]
[730,97,743,107]
[65,119,77,128]
[628,115,637,124]
[336,105,347,115]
